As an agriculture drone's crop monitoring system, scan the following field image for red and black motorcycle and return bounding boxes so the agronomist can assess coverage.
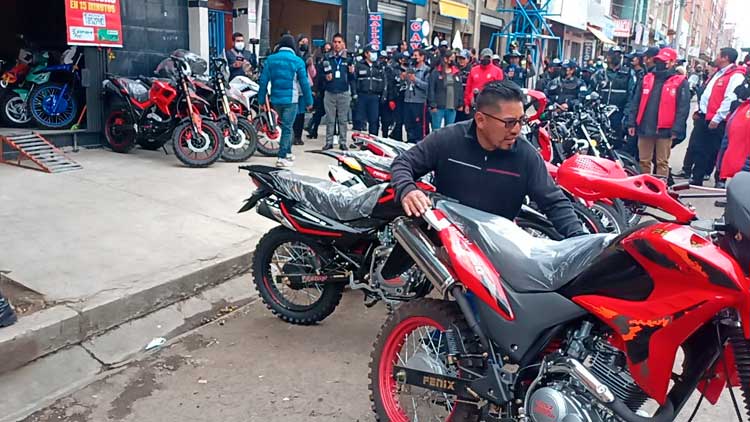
[102,54,223,167]
[368,165,750,422]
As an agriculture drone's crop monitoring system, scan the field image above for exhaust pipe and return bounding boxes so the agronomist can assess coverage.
[391,218,455,296]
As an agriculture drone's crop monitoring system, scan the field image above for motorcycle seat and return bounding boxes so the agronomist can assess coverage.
[116,77,150,103]
[272,171,387,222]
[727,172,750,238]
[436,200,614,293]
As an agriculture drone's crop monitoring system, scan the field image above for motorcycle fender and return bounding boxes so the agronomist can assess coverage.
[237,188,271,213]
[12,88,29,101]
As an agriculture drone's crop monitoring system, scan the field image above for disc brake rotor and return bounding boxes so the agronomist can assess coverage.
[225,128,247,149]
[186,130,211,153]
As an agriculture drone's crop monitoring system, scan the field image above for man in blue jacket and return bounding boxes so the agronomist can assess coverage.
[258,34,314,168]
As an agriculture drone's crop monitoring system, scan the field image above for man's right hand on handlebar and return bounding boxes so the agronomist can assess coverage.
[401,190,432,217]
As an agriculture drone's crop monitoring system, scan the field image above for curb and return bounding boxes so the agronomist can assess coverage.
[0,246,255,376]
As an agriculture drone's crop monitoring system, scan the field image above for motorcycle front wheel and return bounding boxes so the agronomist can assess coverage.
[220,117,258,162]
[253,110,281,157]
[252,226,345,325]
[171,119,224,167]
[29,83,78,129]
[0,93,31,127]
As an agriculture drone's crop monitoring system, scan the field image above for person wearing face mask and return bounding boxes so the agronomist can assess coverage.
[547,61,586,108]
[535,58,561,92]
[428,50,464,129]
[592,46,636,154]
[387,51,411,141]
[464,48,504,113]
[391,80,585,238]
[224,32,257,81]
[354,45,387,135]
[403,49,431,142]
[455,50,472,122]
[626,48,690,177]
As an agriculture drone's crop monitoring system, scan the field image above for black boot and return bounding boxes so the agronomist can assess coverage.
[0,293,17,328]
[322,143,333,151]
[293,137,305,146]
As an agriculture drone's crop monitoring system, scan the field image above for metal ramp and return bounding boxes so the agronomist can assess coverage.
[0,131,82,173]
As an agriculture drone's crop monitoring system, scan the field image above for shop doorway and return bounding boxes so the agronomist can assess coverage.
[270,0,340,47]
[383,19,404,47]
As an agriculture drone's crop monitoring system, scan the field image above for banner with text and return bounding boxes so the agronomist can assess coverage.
[66,0,124,47]
[409,20,424,52]
[368,13,383,51]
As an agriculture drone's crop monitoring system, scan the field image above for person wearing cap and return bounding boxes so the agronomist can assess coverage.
[547,61,586,108]
[386,51,411,141]
[593,46,637,154]
[428,50,464,129]
[464,48,504,112]
[491,54,502,69]
[642,46,660,72]
[353,45,387,136]
[455,50,472,122]
[504,50,535,89]
[535,58,561,92]
[432,39,450,68]
[628,50,646,82]
[403,48,431,142]
[626,47,690,177]
[257,34,314,168]
[683,47,747,186]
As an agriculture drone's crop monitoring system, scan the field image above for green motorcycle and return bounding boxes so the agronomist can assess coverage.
[0,51,49,127]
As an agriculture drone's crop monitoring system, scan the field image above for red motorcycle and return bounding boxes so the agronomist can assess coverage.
[369,165,750,422]
[102,54,224,167]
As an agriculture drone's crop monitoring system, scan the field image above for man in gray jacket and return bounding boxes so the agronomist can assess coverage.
[403,49,431,142]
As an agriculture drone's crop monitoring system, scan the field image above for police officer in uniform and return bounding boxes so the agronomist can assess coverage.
[455,49,472,121]
[504,50,535,88]
[547,61,586,107]
[354,45,387,136]
[593,46,636,154]
[536,58,562,92]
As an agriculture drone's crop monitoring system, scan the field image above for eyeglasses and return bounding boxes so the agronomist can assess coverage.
[480,112,528,129]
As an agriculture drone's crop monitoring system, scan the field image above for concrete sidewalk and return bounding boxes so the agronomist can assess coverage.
[0,139,334,375]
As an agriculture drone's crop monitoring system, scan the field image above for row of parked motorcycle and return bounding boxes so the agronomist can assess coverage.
[0,40,83,130]
[101,49,282,168]
[233,86,750,422]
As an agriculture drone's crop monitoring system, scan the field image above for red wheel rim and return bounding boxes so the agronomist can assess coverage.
[378,316,458,421]
[177,124,220,159]
[105,110,134,149]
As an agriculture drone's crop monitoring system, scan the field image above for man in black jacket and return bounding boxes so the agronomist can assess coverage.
[354,46,387,135]
[391,80,585,238]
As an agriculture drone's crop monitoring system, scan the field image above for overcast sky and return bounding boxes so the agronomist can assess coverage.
[726,0,749,48]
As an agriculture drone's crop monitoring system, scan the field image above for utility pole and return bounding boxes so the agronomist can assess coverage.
[673,0,686,52]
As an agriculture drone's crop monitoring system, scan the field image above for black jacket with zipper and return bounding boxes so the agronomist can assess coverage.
[428,65,465,110]
[391,120,585,238]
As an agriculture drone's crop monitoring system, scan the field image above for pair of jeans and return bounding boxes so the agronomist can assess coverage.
[638,136,671,176]
[324,91,351,146]
[275,103,297,159]
[430,108,456,129]
[690,118,725,182]
[355,93,380,135]
[404,102,427,143]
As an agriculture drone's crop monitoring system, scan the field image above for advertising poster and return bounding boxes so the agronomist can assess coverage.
[368,13,383,51]
[66,0,124,48]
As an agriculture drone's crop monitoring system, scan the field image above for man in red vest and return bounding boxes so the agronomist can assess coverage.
[464,48,504,112]
[626,47,691,176]
[687,47,746,186]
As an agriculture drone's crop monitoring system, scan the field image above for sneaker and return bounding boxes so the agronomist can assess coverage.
[714,181,726,189]
[703,175,710,181]
[672,169,690,178]
[322,143,334,151]
[286,154,296,161]
[339,144,349,151]
[293,138,305,146]
[276,158,293,168]
[0,294,17,328]
[689,179,703,187]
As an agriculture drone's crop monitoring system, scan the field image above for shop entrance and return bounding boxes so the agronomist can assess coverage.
[0,0,99,139]
[270,0,340,47]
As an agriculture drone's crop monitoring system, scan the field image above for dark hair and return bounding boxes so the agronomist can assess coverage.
[233,32,244,41]
[470,48,477,55]
[442,49,454,60]
[278,34,297,51]
[297,33,308,43]
[720,47,739,63]
[414,49,425,58]
[332,33,345,42]
[476,80,524,112]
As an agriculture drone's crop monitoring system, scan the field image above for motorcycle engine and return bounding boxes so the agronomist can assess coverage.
[528,322,649,422]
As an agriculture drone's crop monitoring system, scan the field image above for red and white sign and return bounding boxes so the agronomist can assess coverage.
[66,0,124,47]
[613,19,632,38]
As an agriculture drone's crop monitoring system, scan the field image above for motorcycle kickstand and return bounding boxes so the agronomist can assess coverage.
[162,145,169,155]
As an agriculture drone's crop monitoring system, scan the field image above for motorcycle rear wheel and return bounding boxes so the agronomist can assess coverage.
[588,201,628,234]
[171,119,224,167]
[369,299,481,422]
[103,106,137,153]
[573,202,607,234]
[220,117,258,162]
[252,226,345,325]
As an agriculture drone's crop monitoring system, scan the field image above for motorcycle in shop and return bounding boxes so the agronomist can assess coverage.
[194,58,258,162]
[0,49,49,127]
[368,168,749,422]
[102,54,224,167]
[27,46,82,129]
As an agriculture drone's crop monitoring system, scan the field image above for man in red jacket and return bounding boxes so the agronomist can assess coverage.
[688,47,746,186]
[464,48,504,111]
[626,48,691,177]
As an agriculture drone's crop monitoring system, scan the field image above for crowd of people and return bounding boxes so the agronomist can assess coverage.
[252,31,750,184]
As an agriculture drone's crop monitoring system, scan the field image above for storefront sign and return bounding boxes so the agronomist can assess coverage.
[613,19,632,38]
[403,0,427,5]
[66,0,124,47]
[583,41,593,61]
[409,20,424,52]
[368,13,384,51]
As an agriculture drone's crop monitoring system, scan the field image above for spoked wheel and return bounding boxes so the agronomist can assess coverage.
[253,109,281,157]
[252,227,345,325]
[1,93,31,126]
[618,153,644,227]
[370,299,481,422]
[220,117,258,162]
[29,83,78,129]
[572,202,607,234]
[587,201,628,234]
[171,119,224,167]
[103,108,136,153]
